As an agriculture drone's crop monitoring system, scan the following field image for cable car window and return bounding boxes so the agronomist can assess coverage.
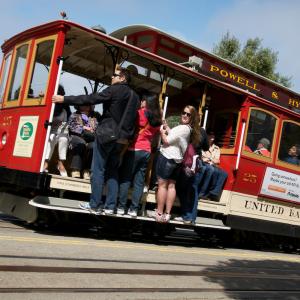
[278,122,300,166]
[7,44,29,101]
[244,109,276,158]
[26,40,55,99]
[0,53,12,106]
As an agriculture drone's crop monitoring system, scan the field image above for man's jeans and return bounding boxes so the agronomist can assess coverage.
[89,141,124,210]
[118,150,150,211]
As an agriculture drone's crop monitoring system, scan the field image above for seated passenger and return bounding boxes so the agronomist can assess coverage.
[117,93,162,217]
[254,138,271,157]
[68,104,99,179]
[283,145,300,165]
[44,85,71,176]
[197,132,228,201]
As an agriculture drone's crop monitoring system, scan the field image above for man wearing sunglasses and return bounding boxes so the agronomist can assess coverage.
[52,67,139,215]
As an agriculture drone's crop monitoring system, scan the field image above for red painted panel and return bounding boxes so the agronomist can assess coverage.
[232,156,267,195]
[0,107,48,172]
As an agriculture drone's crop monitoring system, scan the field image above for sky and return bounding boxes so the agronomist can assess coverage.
[1,0,299,94]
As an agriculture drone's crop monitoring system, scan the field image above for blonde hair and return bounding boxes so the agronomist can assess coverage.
[183,105,200,146]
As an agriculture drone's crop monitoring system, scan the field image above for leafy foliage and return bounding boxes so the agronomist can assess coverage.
[212,32,292,88]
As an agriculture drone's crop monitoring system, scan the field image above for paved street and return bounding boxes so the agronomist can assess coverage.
[1,214,300,299]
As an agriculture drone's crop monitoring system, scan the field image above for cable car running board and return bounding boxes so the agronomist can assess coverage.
[29,196,231,230]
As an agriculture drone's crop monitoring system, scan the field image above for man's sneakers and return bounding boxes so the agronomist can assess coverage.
[79,202,102,215]
[173,216,192,224]
[79,202,92,211]
[117,208,138,217]
[127,209,137,218]
[116,208,125,215]
[104,209,114,215]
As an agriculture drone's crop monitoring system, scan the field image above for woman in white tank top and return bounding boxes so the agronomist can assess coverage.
[154,105,200,222]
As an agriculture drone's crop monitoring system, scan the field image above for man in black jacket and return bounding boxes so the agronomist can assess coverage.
[52,67,140,214]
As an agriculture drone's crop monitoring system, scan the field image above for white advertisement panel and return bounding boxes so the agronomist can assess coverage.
[260,167,300,203]
[13,116,39,158]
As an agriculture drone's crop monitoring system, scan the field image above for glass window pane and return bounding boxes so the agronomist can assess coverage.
[7,45,29,101]
[244,109,276,157]
[0,53,12,105]
[26,40,54,99]
[278,122,300,166]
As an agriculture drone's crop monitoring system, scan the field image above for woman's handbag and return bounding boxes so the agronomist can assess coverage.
[182,143,200,177]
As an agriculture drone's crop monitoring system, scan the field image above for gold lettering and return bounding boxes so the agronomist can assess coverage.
[220,69,228,77]
[245,80,253,89]
[210,65,219,73]
[252,83,260,91]
[237,77,245,85]
[289,98,300,108]
[272,92,279,100]
[229,73,237,80]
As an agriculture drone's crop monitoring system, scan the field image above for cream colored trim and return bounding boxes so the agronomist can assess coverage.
[23,34,58,106]
[50,175,91,193]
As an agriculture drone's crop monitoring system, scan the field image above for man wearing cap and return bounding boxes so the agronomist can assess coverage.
[254,138,271,157]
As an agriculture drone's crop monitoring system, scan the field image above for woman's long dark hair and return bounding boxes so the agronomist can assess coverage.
[183,105,201,146]
[143,93,162,127]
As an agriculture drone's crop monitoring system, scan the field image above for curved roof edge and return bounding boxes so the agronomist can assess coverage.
[110,24,298,96]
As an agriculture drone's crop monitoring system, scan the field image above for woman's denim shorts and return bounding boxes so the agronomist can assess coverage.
[156,152,181,181]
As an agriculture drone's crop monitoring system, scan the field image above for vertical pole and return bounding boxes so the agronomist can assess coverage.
[202,109,209,129]
[235,120,246,170]
[39,57,64,172]
[199,83,207,126]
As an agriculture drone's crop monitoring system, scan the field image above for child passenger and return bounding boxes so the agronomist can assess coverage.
[153,105,200,223]
[117,93,162,217]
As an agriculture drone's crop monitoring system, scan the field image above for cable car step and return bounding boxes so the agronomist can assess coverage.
[29,196,230,230]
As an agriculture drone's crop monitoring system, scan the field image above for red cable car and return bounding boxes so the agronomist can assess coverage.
[0,20,299,243]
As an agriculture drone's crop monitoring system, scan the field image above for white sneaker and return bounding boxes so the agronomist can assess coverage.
[104,209,114,215]
[116,208,125,215]
[128,209,137,217]
[79,202,91,211]
[173,216,192,224]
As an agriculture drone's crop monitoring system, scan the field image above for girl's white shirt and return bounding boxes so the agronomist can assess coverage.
[160,124,191,163]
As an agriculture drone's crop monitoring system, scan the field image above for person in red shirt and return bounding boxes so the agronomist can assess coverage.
[254,138,271,157]
[117,93,162,217]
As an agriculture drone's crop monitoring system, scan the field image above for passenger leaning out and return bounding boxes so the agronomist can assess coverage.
[44,85,71,176]
[68,104,99,180]
[153,106,199,223]
[197,132,228,201]
[117,93,162,217]
[254,138,271,157]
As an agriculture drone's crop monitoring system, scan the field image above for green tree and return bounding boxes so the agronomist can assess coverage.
[212,32,292,88]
